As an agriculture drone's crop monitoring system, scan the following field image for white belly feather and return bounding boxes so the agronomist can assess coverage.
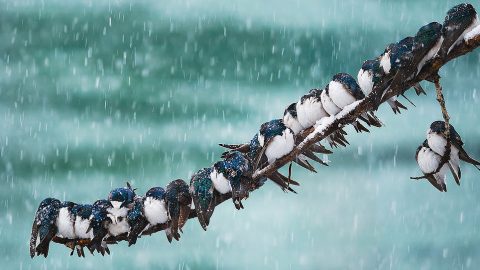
[107,206,130,236]
[265,129,295,164]
[321,90,341,116]
[144,197,169,225]
[74,216,93,239]
[328,80,357,109]
[210,169,232,194]
[358,69,374,96]
[56,207,76,239]
[297,97,328,129]
[283,111,303,134]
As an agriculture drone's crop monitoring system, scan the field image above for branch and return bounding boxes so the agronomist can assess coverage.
[49,6,480,254]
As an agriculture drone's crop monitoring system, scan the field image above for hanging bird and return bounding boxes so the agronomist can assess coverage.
[440,3,478,57]
[379,37,427,96]
[165,179,192,243]
[415,140,449,192]
[107,183,136,237]
[126,196,148,246]
[70,204,94,257]
[358,58,407,113]
[190,167,218,230]
[414,22,444,76]
[427,121,480,183]
[87,199,113,256]
[30,198,61,258]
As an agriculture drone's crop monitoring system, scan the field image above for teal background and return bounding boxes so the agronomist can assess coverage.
[1,0,480,269]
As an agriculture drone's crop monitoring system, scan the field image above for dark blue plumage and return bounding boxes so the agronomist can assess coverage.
[30,198,61,258]
[71,204,93,220]
[165,179,191,242]
[145,187,166,201]
[190,167,216,230]
[259,119,288,141]
[87,199,113,256]
[441,3,478,56]
[108,183,136,208]
[332,72,365,100]
[126,196,148,246]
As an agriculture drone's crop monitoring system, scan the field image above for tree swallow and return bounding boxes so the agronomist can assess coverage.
[358,58,407,114]
[190,167,217,230]
[413,22,444,76]
[87,199,113,256]
[107,183,136,237]
[165,179,192,242]
[30,198,61,258]
[427,120,480,183]
[380,37,426,96]
[415,140,449,192]
[70,203,94,257]
[441,3,478,57]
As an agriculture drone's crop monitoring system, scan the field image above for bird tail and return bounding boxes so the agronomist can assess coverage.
[413,83,427,95]
[459,149,480,170]
[387,98,408,114]
[29,221,38,258]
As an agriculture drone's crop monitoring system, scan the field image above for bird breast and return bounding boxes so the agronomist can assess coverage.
[427,132,460,159]
[328,81,357,109]
[144,197,169,225]
[448,16,479,55]
[107,207,130,236]
[210,169,232,194]
[417,147,448,176]
[56,207,76,239]
[297,97,328,129]
[417,36,444,75]
[357,69,374,96]
[320,90,341,116]
[283,111,303,134]
[74,216,93,239]
[265,129,295,164]
[380,52,391,74]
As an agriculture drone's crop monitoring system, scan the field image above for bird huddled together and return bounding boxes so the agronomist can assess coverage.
[415,121,480,192]
[30,3,480,258]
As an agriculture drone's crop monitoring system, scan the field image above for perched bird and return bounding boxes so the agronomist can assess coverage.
[30,198,61,258]
[190,167,218,230]
[415,140,449,192]
[328,73,382,129]
[107,183,136,237]
[212,151,253,209]
[165,179,192,242]
[427,121,480,183]
[414,22,444,76]
[126,196,148,246]
[87,199,113,256]
[358,58,407,113]
[379,37,427,96]
[70,204,94,257]
[440,3,478,57]
[127,187,169,246]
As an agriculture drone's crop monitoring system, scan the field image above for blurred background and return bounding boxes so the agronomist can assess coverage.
[1,0,480,269]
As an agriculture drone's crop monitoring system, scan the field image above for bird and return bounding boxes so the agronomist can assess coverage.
[379,37,427,97]
[284,90,349,147]
[415,140,449,192]
[358,58,407,114]
[211,151,253,209]
[107,183,136,237]
[426,121,480,184]
[440,3,478,57]
[190,167,218,230]
[165,179,192,242]
[328,72,383,128]
[70,203,94,257]
[414,22,444,76]
[126,196,149,246]
[30,197,61,258]
[87,199,113,256]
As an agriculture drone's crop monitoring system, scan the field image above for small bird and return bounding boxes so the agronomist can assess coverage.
[414,22,444,76]
[415,140,449,192]
[107,183,136,237]
[190,167,218,230]
[379,37,427,96]
[328,73,382,129]
[212,151,253,209]
[258,119,295,164]
[30,198,61,258]
[427,121,480,183]
[126,196,148,246]
[87,199,113,256]
[165,179,192,242]
[70,203,94,257]
[143,187,169,229]
[358,58,407,113]
[440,3,478,57]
